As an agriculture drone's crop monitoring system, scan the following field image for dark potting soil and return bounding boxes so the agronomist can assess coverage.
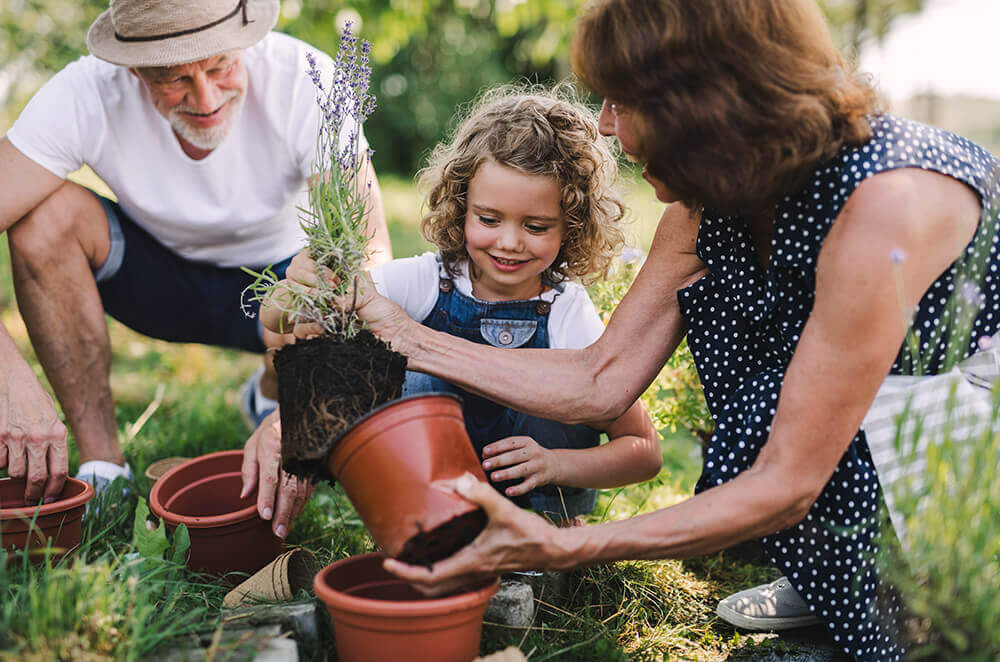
[274,330,406,479]
[396,508,488,568]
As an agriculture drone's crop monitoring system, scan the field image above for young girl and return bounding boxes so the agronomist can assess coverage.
[265,89,661,522]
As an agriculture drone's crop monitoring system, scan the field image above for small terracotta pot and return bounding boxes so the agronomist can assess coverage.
[326,393,489,565]
[314,552,499,662]
[149,450,283,577]
[0,477,94,560]
[144,456,191,484]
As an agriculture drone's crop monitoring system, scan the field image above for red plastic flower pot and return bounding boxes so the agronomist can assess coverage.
[314,552,499,662]
[149,449,283,577]
[325,393,490,566]
[0,476,94,561]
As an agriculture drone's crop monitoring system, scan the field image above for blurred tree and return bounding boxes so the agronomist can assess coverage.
[279,0,580,174]
[0,0,106,116]
[818,0,926,54]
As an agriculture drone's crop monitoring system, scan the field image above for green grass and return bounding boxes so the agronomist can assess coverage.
[0,171,785,661]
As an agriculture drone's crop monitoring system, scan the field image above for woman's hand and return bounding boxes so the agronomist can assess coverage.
[383,473,572,596]
[262,249,415,350]
[240,408,313,539]
[481,436,560,497]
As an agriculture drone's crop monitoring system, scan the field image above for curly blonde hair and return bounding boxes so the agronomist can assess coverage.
[418,85,626,285]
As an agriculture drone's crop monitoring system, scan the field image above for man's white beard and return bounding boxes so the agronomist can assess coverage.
[168,89,244,151]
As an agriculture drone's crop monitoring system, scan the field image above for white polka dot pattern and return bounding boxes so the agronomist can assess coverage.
[676,115,1000,661]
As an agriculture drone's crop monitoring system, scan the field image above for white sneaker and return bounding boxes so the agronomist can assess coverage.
[239,365,278,430]
[716,576,821,631]
[75,460,133,510]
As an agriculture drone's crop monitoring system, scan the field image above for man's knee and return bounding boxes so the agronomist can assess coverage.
[7,181,110,271]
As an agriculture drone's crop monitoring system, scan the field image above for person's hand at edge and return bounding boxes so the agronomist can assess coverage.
[0,361,68,504]
[382,473,571,596]
[240,408,313,539]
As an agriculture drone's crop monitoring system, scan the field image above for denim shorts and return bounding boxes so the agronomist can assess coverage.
[91,193,293,353]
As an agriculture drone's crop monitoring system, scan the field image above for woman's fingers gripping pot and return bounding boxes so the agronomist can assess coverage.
[382,473,565,596]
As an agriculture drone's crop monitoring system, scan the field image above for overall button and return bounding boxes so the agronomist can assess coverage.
[481,318,537,348]
[536,300,551,315]
[439,278,454,292]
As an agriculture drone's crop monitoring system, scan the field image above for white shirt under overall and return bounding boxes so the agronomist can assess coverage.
[370,252,607,350]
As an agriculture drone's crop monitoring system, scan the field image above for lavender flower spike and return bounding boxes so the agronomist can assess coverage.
[960,279,985,309]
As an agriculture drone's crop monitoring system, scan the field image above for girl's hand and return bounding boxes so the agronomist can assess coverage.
[481,436,560,497]
[383,473,572,596]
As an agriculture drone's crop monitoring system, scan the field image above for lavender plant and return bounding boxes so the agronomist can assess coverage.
[244,23,377,338]
[877,189,1000,657]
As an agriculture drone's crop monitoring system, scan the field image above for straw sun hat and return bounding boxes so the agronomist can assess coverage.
[86,0,279,67]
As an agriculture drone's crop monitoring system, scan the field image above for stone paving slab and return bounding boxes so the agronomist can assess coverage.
[740,626,854,661]
[151,625,297,662]
[222,601,320,649]
[151,602,320,662]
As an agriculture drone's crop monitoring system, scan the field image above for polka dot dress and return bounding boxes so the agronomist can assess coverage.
[677,115,1000,661]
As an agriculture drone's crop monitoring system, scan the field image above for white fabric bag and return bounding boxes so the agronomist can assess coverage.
[861,335,1000,546]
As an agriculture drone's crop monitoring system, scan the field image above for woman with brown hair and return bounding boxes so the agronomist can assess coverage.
[281,1,999,659]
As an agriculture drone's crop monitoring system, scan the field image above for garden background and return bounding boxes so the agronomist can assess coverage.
[2,1,997,660]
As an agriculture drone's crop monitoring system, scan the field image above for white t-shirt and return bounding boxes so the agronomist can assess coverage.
[6,32,364,267]
[370,252,606,349]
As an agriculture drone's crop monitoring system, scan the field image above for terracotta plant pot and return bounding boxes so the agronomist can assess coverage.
[275,332,407,478]
[0,476,94,561]
[144,456,191,485]
[327,393,489,566]
[314,552,499,662]
[149,449,283,577]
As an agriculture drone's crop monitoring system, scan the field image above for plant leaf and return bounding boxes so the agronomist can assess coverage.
[169,523,190,565]
[132,497,170,560]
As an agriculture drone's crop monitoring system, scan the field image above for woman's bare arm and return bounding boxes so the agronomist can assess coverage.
[368,202,707,424]
[386,168,982,593]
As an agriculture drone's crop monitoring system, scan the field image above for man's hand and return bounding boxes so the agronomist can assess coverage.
[481,436,560,497]
[383,474,570,596]
[240,408,313,539]
[0,364,69,503]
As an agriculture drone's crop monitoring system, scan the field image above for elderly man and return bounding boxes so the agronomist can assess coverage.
[0,0,391,536]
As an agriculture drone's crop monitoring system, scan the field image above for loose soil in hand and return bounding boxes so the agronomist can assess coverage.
[396,509,488,567]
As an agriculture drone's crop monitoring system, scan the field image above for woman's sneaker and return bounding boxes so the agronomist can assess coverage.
[716,576,821,631]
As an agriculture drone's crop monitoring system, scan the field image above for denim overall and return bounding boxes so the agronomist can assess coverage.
[403,267,599,522]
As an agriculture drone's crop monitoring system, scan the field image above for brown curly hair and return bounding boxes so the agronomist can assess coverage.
[418,85,626,285]
[571,0,881,214]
